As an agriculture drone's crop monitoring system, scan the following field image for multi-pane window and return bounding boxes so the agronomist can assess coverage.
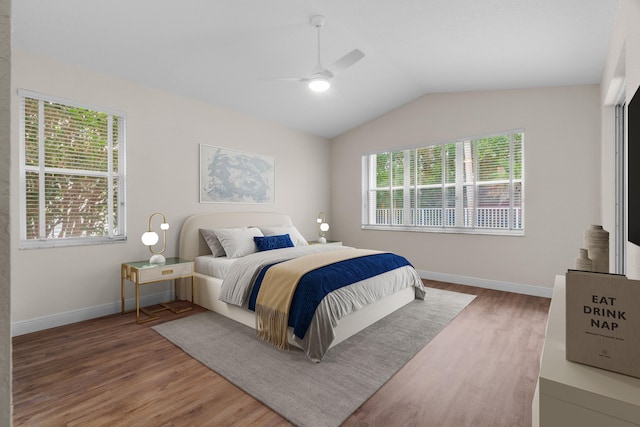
[363,130,524,235]
[19,90,126,248]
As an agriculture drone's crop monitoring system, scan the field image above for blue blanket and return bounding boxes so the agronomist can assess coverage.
[248,252,412,339]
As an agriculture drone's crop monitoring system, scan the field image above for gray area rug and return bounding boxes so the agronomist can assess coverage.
[153,287,475,427]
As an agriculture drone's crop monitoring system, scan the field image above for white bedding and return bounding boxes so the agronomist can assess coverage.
[217,245,426,361]
[195,255,237,280]
[296,265,424,361]
[219,244,354,306]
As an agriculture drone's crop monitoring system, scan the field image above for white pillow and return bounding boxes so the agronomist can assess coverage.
[260,225,308,247]
[214,227,264,258]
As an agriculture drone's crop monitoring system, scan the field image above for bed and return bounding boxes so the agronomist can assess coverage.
[178,211,426,362]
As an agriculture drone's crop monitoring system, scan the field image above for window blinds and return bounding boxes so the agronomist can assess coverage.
[20,91,126,247]
[363,130,524,234]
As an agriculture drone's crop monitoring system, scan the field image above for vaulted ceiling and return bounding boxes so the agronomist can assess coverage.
[13,0,620,138]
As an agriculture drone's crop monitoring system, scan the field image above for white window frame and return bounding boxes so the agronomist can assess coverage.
[362,130,524,236]
[19,89,127,249]
[615,91,626,274]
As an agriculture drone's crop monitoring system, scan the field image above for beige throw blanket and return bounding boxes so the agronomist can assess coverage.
[255,248,382,350]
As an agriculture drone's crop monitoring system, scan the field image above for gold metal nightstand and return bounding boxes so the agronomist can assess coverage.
[121,257,194,324]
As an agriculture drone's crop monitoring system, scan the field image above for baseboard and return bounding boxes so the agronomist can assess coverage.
[417,270,553,298]
[12,272,552,336]
[11,290,174,337]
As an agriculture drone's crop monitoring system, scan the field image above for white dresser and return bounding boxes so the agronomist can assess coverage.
[533,275,640,426]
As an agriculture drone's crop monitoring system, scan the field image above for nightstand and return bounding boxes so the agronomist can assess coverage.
[308,240,342,245]
[121,257,194,324]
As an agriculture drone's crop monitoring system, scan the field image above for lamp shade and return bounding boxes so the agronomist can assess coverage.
[320,222,330,232]
[141,231,159,246]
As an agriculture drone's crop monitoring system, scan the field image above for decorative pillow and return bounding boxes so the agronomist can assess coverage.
[200,229,226,257]
[260,225,308,246]
[214,226,264,258]
[253,234,294,252]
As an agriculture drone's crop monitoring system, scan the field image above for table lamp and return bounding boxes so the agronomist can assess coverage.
[316,212,330,244]
[141,212,169,264]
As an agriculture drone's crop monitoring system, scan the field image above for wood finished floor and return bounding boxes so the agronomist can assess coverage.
[12,281,550,427]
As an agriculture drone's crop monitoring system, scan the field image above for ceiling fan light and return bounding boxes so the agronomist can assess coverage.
[308,77,330,92]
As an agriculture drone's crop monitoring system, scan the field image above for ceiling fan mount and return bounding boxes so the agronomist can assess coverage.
[260,15,365,93]
[310,15,326,29]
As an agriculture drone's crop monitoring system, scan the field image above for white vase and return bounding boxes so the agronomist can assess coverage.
[574,248,593,271]
[584,225,609,273]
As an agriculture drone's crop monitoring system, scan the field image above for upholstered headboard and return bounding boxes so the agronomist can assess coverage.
[178,211,294,261]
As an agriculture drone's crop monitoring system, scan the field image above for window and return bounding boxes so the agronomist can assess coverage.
[19,90,126,248]
[362,130,524,235]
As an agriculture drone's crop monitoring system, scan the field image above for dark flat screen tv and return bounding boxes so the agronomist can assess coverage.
[629,86,640,246]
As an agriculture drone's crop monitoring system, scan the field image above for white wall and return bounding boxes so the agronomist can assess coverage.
[601,0,640,279]
[0,0,11,422]
[10,50,331,333]
[330,86,601,292]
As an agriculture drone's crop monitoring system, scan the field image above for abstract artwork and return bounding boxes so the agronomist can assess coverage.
[200,144,275,203]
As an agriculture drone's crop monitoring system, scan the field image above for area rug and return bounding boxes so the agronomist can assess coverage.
[153,287,475,427]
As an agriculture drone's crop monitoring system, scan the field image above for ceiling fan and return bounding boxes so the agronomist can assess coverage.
[261,15,365,93]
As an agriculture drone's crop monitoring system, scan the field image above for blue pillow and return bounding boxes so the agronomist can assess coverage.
[254,234,294,251]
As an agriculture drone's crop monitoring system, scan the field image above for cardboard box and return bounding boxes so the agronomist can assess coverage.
[565,270,640,378]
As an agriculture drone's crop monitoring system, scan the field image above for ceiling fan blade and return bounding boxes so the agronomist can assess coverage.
[258,17,363,90]
[327,49,365,76]
[258,76,305,82]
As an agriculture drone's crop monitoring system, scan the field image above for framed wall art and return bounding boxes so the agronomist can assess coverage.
[199,144,275,204]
